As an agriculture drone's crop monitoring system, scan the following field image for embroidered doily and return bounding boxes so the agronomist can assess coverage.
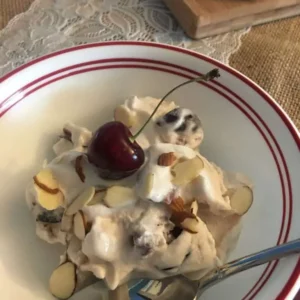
[0,0,250,77]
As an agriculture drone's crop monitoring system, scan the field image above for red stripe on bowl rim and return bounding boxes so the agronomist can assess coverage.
[0,41,299,153]
[0,42,298,299]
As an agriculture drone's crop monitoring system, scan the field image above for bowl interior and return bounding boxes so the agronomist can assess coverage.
[0,43,299,300]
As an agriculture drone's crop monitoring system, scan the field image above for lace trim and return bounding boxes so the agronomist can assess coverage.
[0,0,250,77]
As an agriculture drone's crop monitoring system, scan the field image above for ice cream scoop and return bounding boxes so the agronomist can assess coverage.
[25,76,255,299]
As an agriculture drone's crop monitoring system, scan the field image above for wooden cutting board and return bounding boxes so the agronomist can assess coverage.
[162,0,300,39]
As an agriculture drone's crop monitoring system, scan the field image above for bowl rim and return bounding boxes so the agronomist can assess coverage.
[0,41,299,299]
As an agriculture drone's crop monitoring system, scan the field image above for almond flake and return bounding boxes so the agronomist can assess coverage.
[190,200,198,215]
[33,168,60,194]
[229,186,253,215]
[65,186,95,216]
[171,156,204,186]
[33,169,64,210]
[157,152,177,166]
[104,186,137,208]
[34,188,63,211]
[34,177,59,194]
[75,155,85,183]
[87,188,107,206]
[60,214,73,233]
[143,173,154,198]
[49,262,76,299]
[170,210,199,234]
[73,211,88,240]
[181,217,199,234]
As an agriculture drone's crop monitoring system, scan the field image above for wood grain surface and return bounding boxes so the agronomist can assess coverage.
[163,0,300,39]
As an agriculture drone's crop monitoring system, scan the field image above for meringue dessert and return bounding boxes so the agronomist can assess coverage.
[25,95,253,299]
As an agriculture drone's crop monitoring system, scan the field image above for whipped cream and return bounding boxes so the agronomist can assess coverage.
[25,96,252,292]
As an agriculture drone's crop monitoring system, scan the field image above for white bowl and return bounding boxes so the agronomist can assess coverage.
[0,42,299,300]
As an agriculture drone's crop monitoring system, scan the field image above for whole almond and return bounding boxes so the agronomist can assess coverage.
[157,152,177,166]
[169,196,185,212]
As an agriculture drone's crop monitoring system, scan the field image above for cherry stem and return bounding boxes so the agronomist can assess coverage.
[131,68,220,141]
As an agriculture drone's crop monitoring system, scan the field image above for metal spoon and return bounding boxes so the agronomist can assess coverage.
[72,239,300,299]
[195,238,300,299]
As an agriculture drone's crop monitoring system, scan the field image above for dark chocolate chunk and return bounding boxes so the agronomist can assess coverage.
[185,114,193,120]
[132,233,153,256]
[36,210,63,223]
[175,123,187,132]
[164,114,178,123]
[164,108,180,123]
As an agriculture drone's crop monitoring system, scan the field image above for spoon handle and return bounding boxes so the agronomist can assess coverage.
[197,239,300,297]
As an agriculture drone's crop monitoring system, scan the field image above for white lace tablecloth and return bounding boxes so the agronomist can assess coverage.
[0,0,250,77]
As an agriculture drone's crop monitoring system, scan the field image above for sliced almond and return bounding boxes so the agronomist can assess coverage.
[73,211,88,240]
[34,185,64,211]
[33,168,60,194]
[190,200,198,215]
[33,168,64,210]
[229,186,253,215]
[144,173,154,198]
[171,211,199,234]
[114,105,136,128]
[181,217,199,234]
[169,196,184,212]
[49,262,76,299]
[65,186,95,216]
[75,155,85,183]
[60,214,73,233]
[87,189,107,206]
[171,156,204,186]
[104,186,137,208]
[157,152,177,166]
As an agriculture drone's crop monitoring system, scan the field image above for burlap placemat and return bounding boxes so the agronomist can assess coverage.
[230,16,300,130]
[0,0,33,29]
[1,0,299,131]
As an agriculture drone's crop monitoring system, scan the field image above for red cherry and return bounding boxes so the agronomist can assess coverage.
[87,69,219,180]
[87,122,145,180]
